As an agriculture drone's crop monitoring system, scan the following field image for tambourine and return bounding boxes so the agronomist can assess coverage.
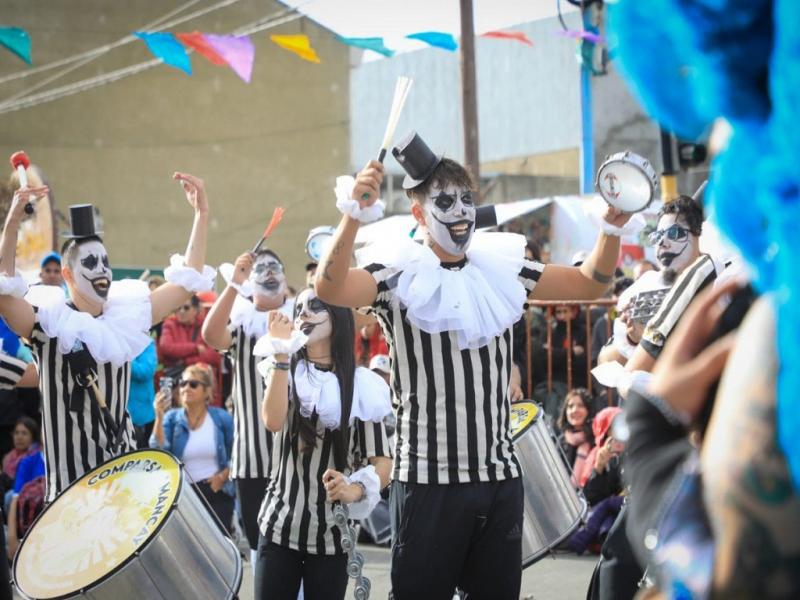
[595,151,658,213]
[305,225,336,263]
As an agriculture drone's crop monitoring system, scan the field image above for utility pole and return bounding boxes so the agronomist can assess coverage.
[459,0,480,192]
[659,128,678,202]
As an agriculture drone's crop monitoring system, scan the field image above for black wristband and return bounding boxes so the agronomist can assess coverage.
[272,361,290,371]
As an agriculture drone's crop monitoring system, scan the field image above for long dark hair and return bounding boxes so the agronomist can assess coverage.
[291,298,355,471]
[557,388,594,443]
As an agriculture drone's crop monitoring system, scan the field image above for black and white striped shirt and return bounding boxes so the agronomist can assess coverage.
[258,391,391,555]
[229,325,272,479]
[364,258,544,485]
[31,321,137,502]
[0,354,26,390]
[641,254,718,359]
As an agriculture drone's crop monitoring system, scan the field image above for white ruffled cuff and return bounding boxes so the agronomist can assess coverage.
[253,331,308,359]
[345,465,381,520]
[0,272,29,298]
[218,262,254,298]
[164,254,216,293]
[584,197,647,237]
[335,176,385,224]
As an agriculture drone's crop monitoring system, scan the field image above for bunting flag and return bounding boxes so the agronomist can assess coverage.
[481,30,533,47]
[0,27,32,64]
[337,36,395,58]
[176,31,226,65]
[556,29,604,44]
[270,34,321,63]
[205,34,255,82]
[406,31,457,51]
[135,32,191,74]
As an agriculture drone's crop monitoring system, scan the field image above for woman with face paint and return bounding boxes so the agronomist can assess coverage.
[202,248,294,565]
[251,287,392,600]
[315,131,635,599]
[0,172,216,503]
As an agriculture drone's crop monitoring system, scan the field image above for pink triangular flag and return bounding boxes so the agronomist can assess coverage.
[204,34,255,82]
[481,30,534,46]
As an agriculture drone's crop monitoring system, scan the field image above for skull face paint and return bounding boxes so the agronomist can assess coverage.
[250,252,287,304]
[652,214,697,274]
[294,288,332,345]
[72,240,112,304]
[423,182,476,256]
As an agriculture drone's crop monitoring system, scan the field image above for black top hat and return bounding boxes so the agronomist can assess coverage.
[63,204,103,240]
[392,131,443,190]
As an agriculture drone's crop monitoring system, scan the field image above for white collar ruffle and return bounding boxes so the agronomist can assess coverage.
[229,295,293,339]
[25,279,152,366]
[355,231,528,350]
[292,362,392,430]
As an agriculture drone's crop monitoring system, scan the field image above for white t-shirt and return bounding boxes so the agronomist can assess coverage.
[182,413,218,483]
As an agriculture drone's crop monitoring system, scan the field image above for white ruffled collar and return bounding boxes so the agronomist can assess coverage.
[229,295,294,339]
[355,231,528,350]
[293,362,392,430]
[25,279,153,367]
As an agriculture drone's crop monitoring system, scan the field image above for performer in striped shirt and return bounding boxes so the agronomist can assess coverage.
[203,249,294,563]
[316,132,631,599]
[0,173,215,502]
[253,287,392,600]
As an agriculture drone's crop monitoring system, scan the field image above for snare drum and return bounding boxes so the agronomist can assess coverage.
[510,402,587,568]
[595,151,658,213]
[13,449,242,600]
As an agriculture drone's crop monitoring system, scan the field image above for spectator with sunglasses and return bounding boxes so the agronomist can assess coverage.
[150,363,235,532]
[159,294,222,405]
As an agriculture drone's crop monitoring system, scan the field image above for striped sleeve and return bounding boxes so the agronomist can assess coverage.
[640,254,717,359]
[356,419,392,462]
[518,259,545,294]
[363,263,397,318]
[0,354,27,389]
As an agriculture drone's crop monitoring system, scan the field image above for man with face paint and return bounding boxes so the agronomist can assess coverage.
[203,247,293,566]
[316,132,632,599]
[0,172,215,503]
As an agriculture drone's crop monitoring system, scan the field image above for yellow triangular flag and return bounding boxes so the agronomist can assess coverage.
[270,34,321,63]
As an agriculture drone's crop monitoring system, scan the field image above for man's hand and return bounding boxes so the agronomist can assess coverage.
[620,302,645,344]
[602,206,632,229]
[322,469,363,504]
[6,185,48,228]
[173,172,209,215]
[352,160,384,207]
[649,278,741,421]
[268,310,293,340]
[232,252,255,285]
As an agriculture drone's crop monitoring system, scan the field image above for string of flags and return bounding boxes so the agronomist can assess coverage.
[0,24,548,79]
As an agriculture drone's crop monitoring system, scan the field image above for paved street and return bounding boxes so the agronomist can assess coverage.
[238,545,597,599]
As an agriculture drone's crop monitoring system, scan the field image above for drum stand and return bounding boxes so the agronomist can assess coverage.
[332,503,371,600]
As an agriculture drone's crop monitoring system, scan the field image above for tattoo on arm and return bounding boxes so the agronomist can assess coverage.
[591,269,613,284]
[321,242,343,283]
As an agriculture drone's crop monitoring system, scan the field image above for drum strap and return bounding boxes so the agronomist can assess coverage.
[63,343,126,453]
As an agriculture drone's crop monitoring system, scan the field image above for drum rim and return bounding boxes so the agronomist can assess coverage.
[521,495,588,569]
[13,448,185,600]
[509,401,541,442]
[595,152,657,213]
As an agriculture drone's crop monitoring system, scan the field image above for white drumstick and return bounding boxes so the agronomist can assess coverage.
[377,76,413,163]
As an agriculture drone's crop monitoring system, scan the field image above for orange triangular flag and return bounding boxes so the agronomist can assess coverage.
[270,34,321,63]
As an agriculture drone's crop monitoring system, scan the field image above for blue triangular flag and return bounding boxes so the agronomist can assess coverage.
[135,32,192,75]
[337,36,395,58]
[406,31,457,51]
[0,27,31,64]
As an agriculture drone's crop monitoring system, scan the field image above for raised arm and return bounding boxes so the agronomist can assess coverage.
[150,172,210,325]
[261,311,293,432]
[203,252,255,351]
[532,211,626,300]
[0,188,43,339]
[314,162,381,309]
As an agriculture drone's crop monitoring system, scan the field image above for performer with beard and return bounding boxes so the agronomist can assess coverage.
[315,132,632,599]
[252,287,392,600]
[0,173,215,502]
[203,248,293,566]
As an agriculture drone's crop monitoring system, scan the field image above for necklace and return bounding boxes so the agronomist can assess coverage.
[186,408,206,430]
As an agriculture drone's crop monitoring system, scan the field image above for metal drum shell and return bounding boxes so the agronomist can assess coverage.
[513,406,587,568]
[13,449,242,600]
[595,150,659,213]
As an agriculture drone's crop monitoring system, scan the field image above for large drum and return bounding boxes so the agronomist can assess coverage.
[510,402,587,568]
[13,449,242,599]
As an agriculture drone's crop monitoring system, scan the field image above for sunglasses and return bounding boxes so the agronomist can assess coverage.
[178,379,205,389]
[648,224,691,246]
[432,190,474,212]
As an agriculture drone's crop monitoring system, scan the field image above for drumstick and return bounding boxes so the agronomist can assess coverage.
[692,179,708,203]
[252,207,285,254]
[9,151,35,215]
[361,76,414,200]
